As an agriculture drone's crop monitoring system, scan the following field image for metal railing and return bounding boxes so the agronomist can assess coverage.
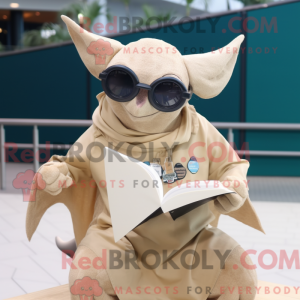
[1,118,300,190]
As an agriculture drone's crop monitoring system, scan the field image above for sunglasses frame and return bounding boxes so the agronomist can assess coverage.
[99,65,191,112]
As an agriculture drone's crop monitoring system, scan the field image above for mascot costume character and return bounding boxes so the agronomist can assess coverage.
[26,15,264,300]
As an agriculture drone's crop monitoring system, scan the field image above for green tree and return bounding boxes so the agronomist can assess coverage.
[226,0,231,10]
[22,1,109,48]
[0,41,5,51]
[185,0,210,16]
[23,29,45,47]
[119,0,131,18]
[185,0,195,16]
[60,0,109,24]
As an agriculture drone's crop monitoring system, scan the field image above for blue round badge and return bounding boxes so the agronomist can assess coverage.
[143,161,150,166]
[187,156,199,174]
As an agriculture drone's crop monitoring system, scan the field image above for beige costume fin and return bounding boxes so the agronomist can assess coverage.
[26,127,98,245]
[26,159,97,245]
[227,198,265,233]
[183,35,244,99]
[61,15,123,79]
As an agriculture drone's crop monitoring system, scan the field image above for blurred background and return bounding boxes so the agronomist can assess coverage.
[1,0,300,176]
[0,0,300,299]
[0,0,263,51]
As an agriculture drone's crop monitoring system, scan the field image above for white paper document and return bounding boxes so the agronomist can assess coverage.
[104,147,234,242]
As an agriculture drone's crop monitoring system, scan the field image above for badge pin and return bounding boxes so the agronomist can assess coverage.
[151,163,162,177]
[164,158,174,175]
[150,158,162,177]
[162,156,177,183]
[187,156,199,174]
[162,171,177,183]
[174,163,187,180]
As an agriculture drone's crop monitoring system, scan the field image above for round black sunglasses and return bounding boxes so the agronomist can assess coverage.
[99,65,191,112]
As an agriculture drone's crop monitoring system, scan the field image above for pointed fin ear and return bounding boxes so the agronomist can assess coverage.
[183,35,244,99]
[61,15,123,79]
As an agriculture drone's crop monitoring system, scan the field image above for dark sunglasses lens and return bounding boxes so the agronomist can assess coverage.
[153,82,183,107]
[106,70,134,98]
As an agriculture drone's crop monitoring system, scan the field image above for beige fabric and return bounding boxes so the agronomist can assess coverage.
[26,99,263,299]
[210,245,257,299]
[70,245,117,300]
[26,16,264,300]
[61,16,123,79]
[92,92,198,147]
[183,35,245,99]
[26,94,263,242]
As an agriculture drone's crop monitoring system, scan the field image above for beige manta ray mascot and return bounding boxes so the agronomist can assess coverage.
[26,15,264,300]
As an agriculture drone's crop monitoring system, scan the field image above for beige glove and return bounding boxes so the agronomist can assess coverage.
[214,176,248,214]
[36,161,73,196]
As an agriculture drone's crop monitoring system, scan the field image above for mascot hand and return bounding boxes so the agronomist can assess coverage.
[214,176,248,214]
[37,161,73,196]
